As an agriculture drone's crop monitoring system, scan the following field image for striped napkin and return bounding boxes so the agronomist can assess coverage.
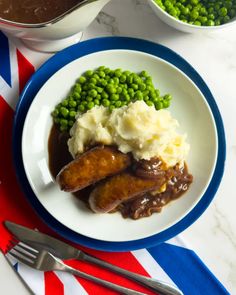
[0,31,229,295]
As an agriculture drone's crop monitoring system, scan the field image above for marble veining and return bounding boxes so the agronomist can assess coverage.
[96,11,120,35]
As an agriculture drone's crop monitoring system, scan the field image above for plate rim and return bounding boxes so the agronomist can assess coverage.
[13,36,226,251]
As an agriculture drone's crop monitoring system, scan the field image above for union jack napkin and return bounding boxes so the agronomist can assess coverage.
[0,31,229,295]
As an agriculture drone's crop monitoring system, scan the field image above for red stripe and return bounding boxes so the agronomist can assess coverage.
[44,272,64,295]
[16,49,35,93]
[66,248,157,295]
[0,96,51,252]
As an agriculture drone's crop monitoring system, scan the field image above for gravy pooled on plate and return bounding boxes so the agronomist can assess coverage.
[0,0,82,24]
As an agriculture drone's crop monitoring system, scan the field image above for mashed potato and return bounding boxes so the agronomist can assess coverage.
[68,101,189,167]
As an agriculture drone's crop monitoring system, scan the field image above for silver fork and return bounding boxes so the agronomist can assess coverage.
[8,241,147,295]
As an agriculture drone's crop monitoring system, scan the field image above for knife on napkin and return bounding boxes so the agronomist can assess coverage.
[5,221,183,295]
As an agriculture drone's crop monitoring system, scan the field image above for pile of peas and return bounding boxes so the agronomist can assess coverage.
[154,0,236,26]
[52,66,172,132]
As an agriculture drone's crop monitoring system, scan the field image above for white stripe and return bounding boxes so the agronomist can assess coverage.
[55,271,88,295]
[5,33,52,70]
[167,236,187,248]
[6,250,44,295]
[17,263,45,295]
[0,41,19,110]
[132,248,176,286]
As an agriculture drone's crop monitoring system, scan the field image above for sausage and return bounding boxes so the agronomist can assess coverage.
[56,146,131,192]
[89,172,169,213]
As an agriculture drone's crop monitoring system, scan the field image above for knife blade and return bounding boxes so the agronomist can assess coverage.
[5,221,183,295]
[5,221,79,260]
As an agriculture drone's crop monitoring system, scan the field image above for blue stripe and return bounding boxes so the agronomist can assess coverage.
[147,243,230,295]
[13,262,18,271]
[0,31,11,86]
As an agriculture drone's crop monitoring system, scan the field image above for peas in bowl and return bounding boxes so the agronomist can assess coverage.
[148,0,236,32]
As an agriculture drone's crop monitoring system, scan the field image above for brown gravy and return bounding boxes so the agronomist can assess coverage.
[48,124,193,220]
[0,0,82,24]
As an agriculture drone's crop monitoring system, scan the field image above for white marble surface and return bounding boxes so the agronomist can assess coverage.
[1,0,236,294]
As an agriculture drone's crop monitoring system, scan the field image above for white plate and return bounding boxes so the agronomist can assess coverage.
[22,49,217,242]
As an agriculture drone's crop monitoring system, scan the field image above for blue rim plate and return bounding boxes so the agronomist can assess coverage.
[13,37,226,251]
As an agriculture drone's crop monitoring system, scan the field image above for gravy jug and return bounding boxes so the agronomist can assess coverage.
[0,0,111,52]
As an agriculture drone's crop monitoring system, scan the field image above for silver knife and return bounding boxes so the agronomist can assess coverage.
[5,221,183,295]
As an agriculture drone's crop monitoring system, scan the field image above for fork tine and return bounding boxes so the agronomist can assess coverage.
[9,249,35,266]
[16,242,38,257]
[7,239,18,251]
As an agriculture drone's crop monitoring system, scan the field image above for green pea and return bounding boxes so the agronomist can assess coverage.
[124,94,130,102]
[109,105,115,112]
[100,79,107,87]
[102,99,110,107]
[146,101,154,107]
[139,83,146,91]
[62,99,69,107]
[98,71,106,78]
[124,70,131,76]
[87,102,94,109]
[68,120,74,127]
[60,119,68,126]
[194,20,201,25]
[219,7,228,16]
[60,107,69,118]
[69,111,77,118]
[206,19,215,26]
[52,109,59,117]
[89,89,98,98]
[134,91,143,100]
[74,84,82,93]
[113,77,119,84]
[106,85,116,94]
[101,91,109,99]
[120,75,126,83]
[116,86,123,94]
[140,70,148,77]
[164,94,172,100]
[98,66,106,71]
[69,100,77,107]
[111,94,119,101]
[85,70,93,77]
[78,105,85,112]
[94,99,100,105]
[114,69,122,77]
[115,101,122,107]
[155,101,163,110]
[131,84,139,90]
[78,76,86,84]
[89,77,97,85]
[73,92,81,100]
[163,100,170,108]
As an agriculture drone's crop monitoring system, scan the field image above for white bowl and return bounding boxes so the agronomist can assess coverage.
[148,0,236,33]
[0,0,110,52]
[21,49,217,243]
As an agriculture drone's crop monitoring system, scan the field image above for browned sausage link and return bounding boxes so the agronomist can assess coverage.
[56,146,131,192]
[89,172,169,213]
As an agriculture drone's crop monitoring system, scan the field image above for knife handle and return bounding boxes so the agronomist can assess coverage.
[64,264,147,295]
[82,253,183,295]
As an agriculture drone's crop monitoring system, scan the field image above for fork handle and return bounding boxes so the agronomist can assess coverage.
[82,253,182,295]
[62,264,147,295]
